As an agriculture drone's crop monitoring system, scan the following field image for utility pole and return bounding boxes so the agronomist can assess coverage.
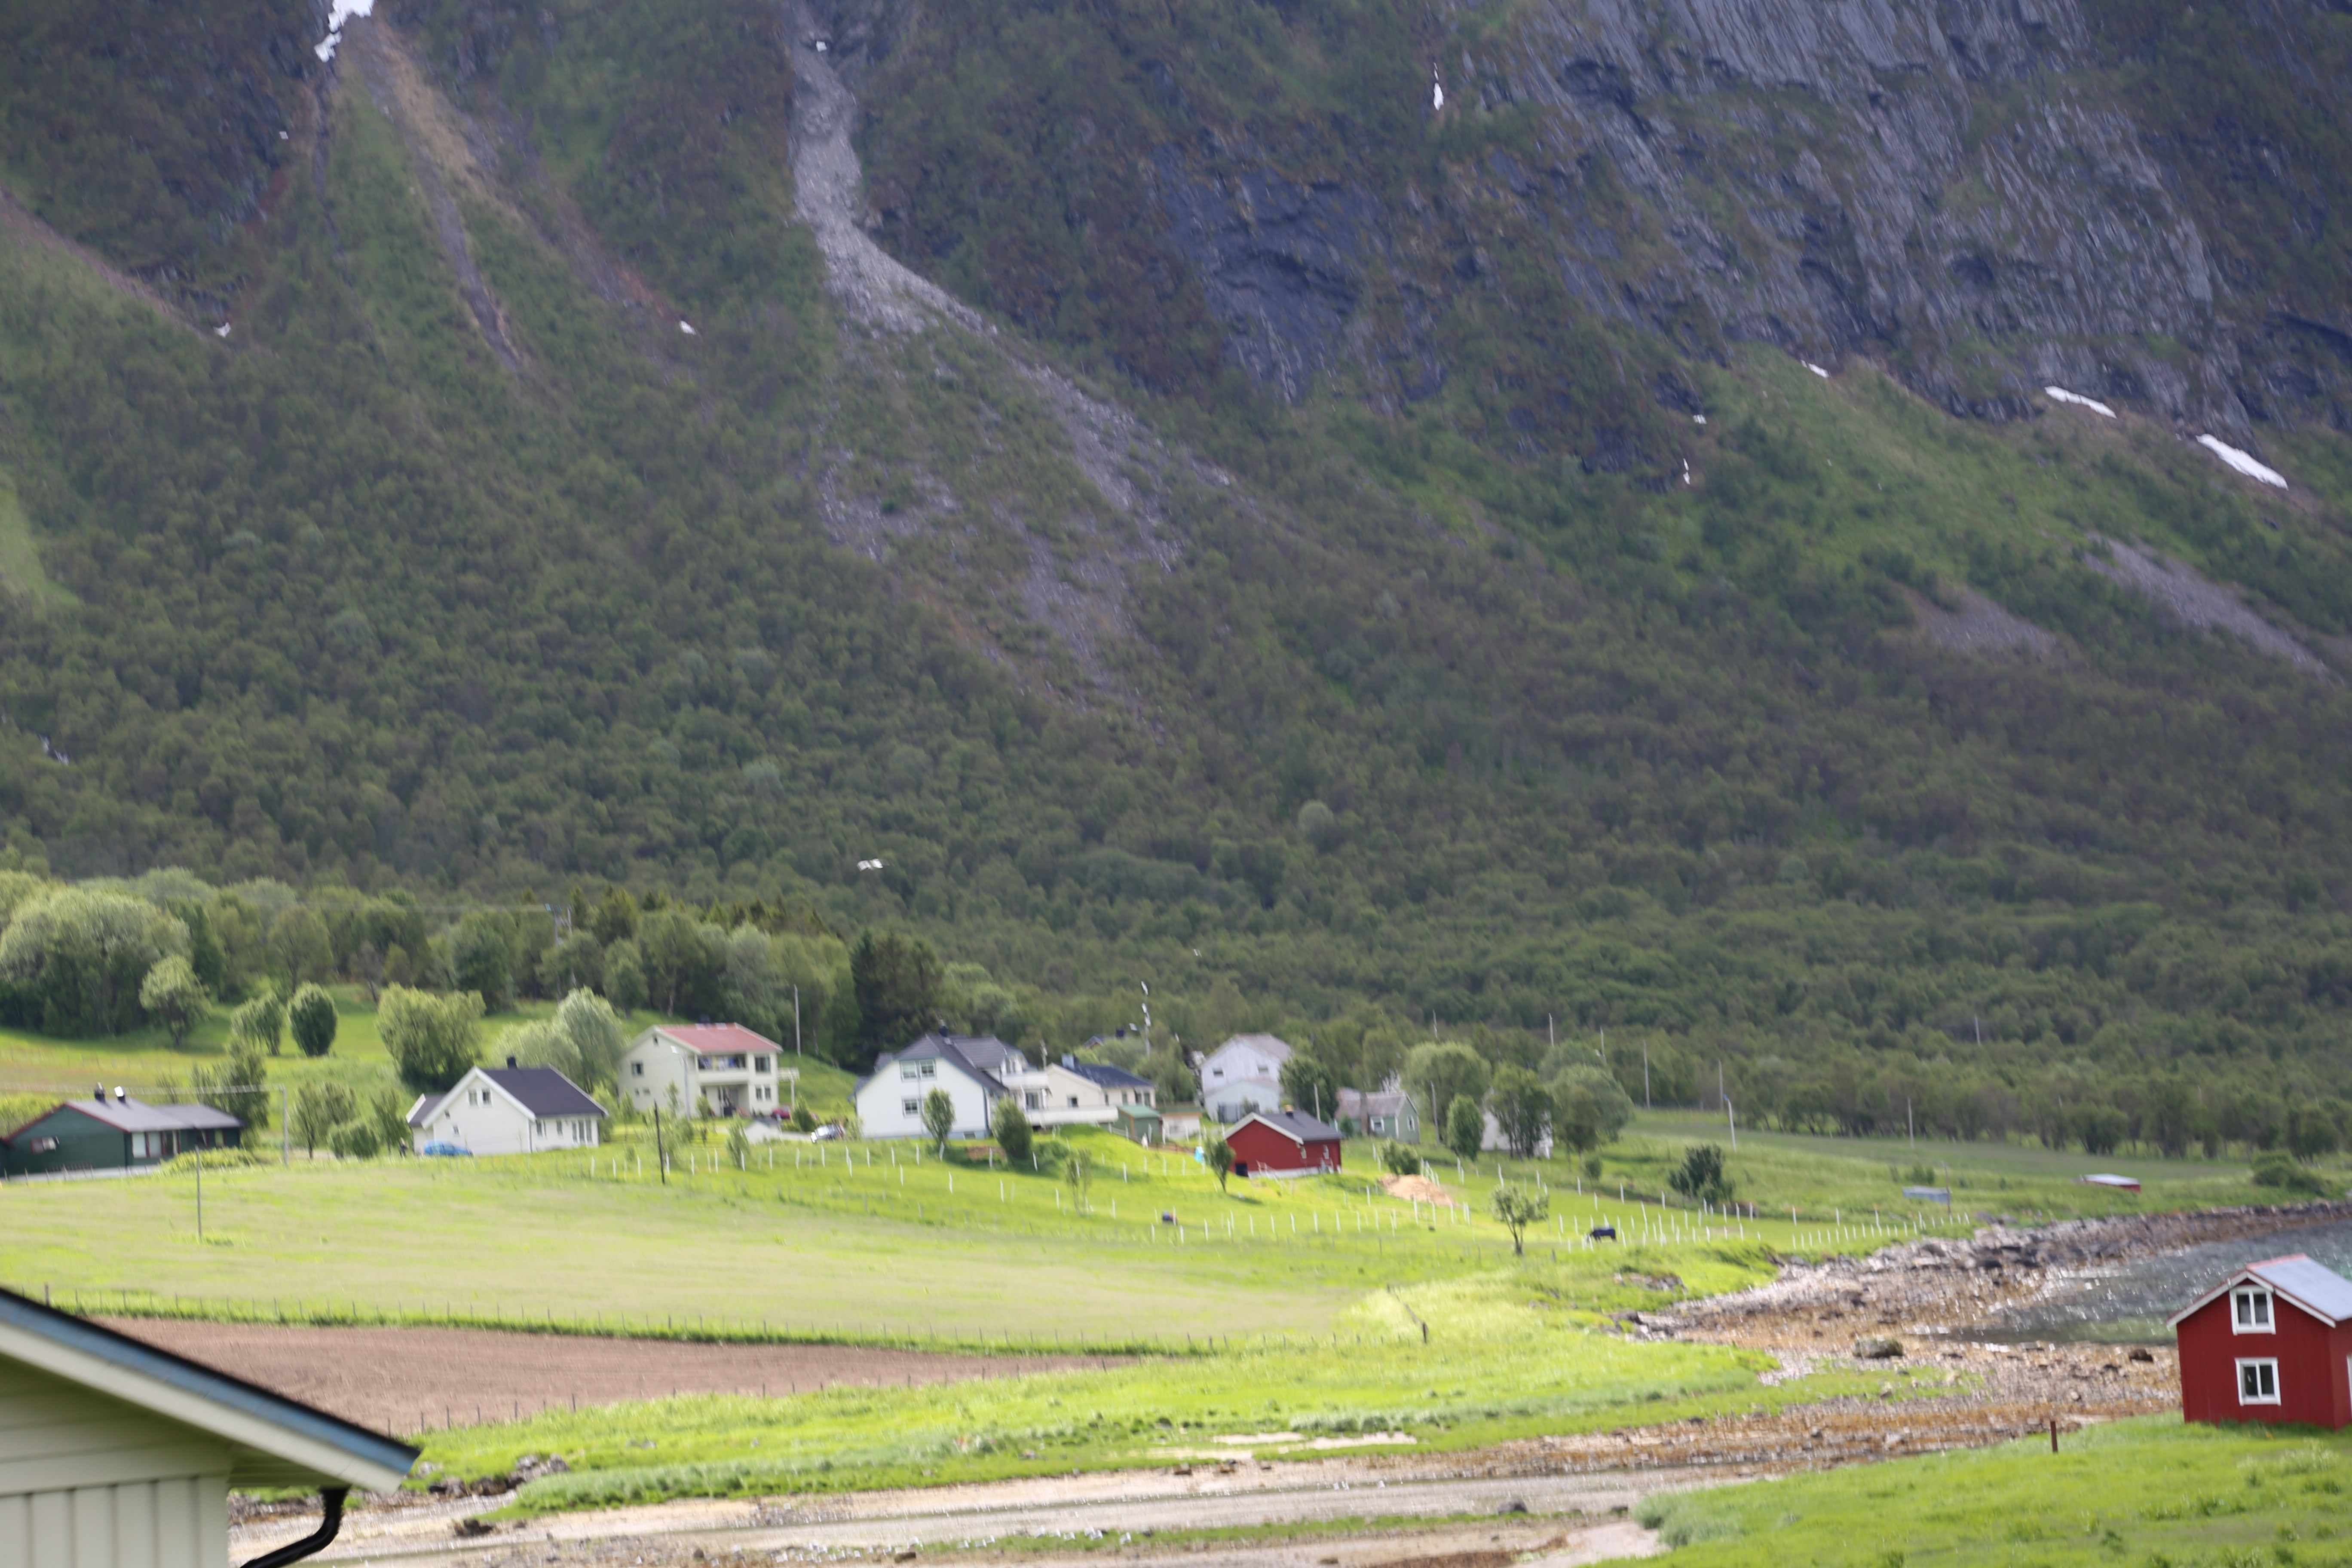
[1908,1098,1915,1147]
[1727,1097,1737,1152]
[195,1153,202,1242]
[793,985,802,1057]
[653,1107,667,1185]
[1643,1045,1651,1109]
[1717,1061,1724,1113]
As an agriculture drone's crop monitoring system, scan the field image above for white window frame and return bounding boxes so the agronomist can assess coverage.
[2236,1357,2280,1405]
[632,1063,644,1077]
[903,1098,921,1117]
[2233,1286,2275,1334]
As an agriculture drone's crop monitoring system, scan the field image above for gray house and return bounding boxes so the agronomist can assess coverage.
[1,1091,241,1179]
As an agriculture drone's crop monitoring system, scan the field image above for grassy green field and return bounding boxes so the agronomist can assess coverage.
[1632,1415,2352,1567]
[422,1271,1951,1509]
[0,991,867,1138]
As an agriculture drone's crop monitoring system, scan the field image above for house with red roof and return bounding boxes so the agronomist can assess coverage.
[620,1023,792,1118]
[2168,1253,2352,1429]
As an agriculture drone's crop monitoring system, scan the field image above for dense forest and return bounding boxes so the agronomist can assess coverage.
[0,0,2347,1157]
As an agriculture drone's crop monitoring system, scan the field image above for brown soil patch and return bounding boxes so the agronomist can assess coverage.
[98,1319,1120,1439]
[1380,1175,1453,1206]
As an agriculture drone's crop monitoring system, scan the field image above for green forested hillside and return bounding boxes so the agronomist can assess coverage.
[0,0,2349,1147]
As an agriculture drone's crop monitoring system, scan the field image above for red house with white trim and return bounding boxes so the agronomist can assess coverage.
[1225,1110,1343,1179]
[2168,1254,2352,1429]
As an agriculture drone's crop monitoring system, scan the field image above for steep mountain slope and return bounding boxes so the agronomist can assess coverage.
[0,0,2350,1130]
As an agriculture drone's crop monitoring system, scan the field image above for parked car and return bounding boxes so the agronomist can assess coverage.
[812,1123,846,1142]
[419,1141,472,1158]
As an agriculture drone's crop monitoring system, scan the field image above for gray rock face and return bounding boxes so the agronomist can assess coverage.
[1151,153,1384,403]
[836,0,2351,434]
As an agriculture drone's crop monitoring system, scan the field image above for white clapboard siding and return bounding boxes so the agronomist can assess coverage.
[0,1358,232,1568]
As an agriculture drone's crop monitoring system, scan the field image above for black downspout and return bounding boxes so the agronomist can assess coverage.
[237,1487,349,1568]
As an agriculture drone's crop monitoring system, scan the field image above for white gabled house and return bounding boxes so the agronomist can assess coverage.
[1200,1033,1293,1123]
[854,1032,1016,1140]
[618,1023,791,1118]
[407,1062,607,1155]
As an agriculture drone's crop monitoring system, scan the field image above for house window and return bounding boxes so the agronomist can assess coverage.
[903,1098,921,1116]
[2237,1359,2281,1404]
[632,1063,644,1077]
[1067,1096,1079,1108]
[1026,1091,1043,1109]
[2233,1287,2275,1333]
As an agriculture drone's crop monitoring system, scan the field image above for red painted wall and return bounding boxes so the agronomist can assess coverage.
[2176,1292,2352,1429]
[1227,1120,1341,1175]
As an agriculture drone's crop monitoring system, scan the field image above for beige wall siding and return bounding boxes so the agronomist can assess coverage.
[0,1360,232,1568]
[0,1475,224,1568]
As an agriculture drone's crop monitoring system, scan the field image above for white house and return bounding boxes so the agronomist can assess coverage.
[1336,1085,1420,1142]
[0,1283,414,1567]
[855,1033,1016,1141]
[618,1023,791,1118]
[407,1063,606,1155]
[1482,1108,1553,1159]
[1004,1056,1157,1129]
[1200,1033,1293,1123]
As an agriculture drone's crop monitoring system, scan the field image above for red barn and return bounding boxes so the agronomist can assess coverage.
[2168,1254,2352,1429]
[1225,1110,1343,1178]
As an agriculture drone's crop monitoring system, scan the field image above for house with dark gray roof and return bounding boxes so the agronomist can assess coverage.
[0,1283,414,1565]
[406,1061,606,1156]
[854,1032,1020,1141]
[1,1090,241,1178]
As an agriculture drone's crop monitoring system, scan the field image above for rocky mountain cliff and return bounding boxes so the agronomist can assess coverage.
[832,0,2351,472]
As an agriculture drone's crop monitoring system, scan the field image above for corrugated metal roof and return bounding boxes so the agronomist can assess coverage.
[19,1096,242,1135]
[2249,1254,2352,1324]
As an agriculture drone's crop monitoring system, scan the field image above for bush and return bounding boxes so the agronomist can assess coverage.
[791,1102,817,1133]
[328,1116,384,1161]
[1379,1139,1421,1176]
[991,1094,1033,1164]
[288,983,337,1058]
[293,1079,355,1156]
[1668,1143,1735,1205]
[2252,1151,2331,1195]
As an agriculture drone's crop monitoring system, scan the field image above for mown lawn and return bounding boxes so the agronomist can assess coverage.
[1628,1415,2352,1567]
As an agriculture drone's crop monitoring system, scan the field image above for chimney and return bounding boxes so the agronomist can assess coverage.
[1063,1054,1076,1069]
[114,1086,127,1102]
[506,1055,518,1069]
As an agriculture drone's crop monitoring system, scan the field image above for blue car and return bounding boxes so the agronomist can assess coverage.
[419,1142,472,1158]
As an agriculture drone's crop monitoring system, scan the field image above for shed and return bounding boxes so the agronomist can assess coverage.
[0,1285,415,1566]
[1114,1104,1164,1145]
[2168,1254,2352,1429]
[1,1091,241,1179]
[1225,1110,1343,1178]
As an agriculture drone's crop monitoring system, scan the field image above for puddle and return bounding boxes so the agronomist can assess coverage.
[1970,1218,2352,1344]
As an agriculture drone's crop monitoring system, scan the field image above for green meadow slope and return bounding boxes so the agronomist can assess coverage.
[0,0,2347,1127]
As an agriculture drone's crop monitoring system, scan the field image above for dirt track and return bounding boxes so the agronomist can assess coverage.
[98,1320,1121,1438]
